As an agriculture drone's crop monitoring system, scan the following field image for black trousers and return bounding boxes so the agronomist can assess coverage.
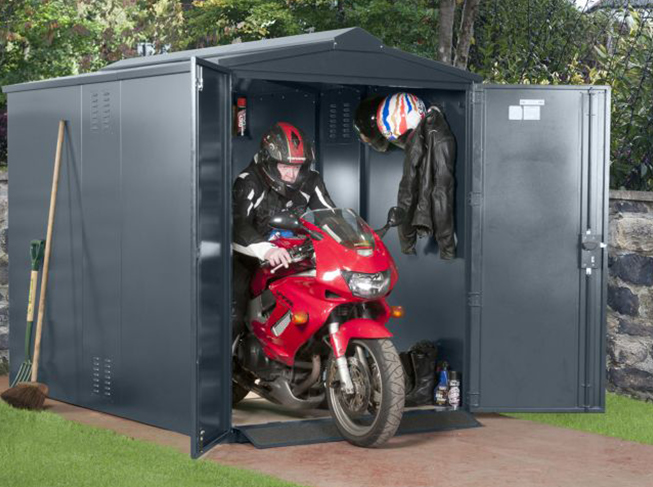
[232,253,258,340]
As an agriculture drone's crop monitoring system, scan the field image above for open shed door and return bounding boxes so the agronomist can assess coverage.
[468,85,610,412]
[191,57,233,457]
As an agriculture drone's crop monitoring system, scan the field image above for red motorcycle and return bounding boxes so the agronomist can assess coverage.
[233,207,406,447]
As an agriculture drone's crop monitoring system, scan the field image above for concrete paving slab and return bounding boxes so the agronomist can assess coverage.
[2,375,653,487]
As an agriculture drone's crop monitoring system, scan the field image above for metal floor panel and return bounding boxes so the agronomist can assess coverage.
[235,408,481,449]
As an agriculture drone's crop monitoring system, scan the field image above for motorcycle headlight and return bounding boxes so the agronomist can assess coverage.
[342,270,391,299]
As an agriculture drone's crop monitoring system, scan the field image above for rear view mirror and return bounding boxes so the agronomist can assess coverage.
[269,213,302,231]
[269,212,323,240]
[387,206,406,227]
[375,206,406,239]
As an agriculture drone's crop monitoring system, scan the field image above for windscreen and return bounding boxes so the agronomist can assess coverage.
[302,208,375,252]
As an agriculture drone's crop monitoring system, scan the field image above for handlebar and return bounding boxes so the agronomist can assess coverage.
[263,240,315,274]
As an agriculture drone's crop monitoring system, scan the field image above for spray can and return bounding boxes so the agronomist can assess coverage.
[434,363,449,406]
[447,371,460,410]
[235,97,247,136]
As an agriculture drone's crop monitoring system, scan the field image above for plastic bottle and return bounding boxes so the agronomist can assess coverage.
[434,364,449,406]
[447,371,460,410]
[235,97,247,136]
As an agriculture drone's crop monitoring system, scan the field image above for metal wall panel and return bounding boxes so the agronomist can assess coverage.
[192,58,233,457]
[231,87,316,176]
[470,86,607,411]
[80,83,122,409]
[319,88,362,213]
[119,73,193,432]
[7,88,84,403]
[366,88,469,372]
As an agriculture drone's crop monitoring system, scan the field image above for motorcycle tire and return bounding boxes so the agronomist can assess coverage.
[232,381,250,406]
[326,338,405,448]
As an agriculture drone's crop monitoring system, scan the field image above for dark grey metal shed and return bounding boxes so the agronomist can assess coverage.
[3,27,610,457]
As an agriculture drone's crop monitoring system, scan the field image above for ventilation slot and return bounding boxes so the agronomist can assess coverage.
[92,356,113,398]
[90,92,100,132]
[326,101,353,144]
[90,91,111,133]
[101,91,111,132]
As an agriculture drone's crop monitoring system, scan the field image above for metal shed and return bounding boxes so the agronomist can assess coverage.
[3,27,610,457]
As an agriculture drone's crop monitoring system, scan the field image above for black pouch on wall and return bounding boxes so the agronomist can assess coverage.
[400,341,438,407]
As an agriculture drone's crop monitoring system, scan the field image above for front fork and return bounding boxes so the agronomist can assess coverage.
[329,322,355,394]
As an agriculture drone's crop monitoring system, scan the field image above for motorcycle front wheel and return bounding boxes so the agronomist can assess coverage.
[326,338,405,447]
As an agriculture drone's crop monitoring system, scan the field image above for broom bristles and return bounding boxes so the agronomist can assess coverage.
[1,382,49,410]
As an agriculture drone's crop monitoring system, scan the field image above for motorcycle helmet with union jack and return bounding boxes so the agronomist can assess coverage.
[354,92,426,151]
[257,122,315,197]
[377,92,426,149]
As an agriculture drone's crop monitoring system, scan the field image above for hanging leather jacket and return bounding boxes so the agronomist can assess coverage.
[396,106,456,259]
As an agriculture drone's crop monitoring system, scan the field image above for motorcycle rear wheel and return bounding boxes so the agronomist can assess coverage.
[326,338,405,447]
[232,381,250,406]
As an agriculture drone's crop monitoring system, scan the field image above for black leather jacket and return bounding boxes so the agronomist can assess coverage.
[232,158,336,261]
[396,107,456,259]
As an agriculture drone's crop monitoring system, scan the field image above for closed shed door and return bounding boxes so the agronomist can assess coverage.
[468,86,609,411]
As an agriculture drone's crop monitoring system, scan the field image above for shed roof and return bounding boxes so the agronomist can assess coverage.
[102,28,481,85]
[3,27,481,93]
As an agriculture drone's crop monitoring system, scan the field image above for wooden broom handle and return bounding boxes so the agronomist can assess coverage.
[31,120,66,382]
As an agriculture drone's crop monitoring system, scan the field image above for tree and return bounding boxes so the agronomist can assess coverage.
[437,0,482,69]
[593,9,653,190]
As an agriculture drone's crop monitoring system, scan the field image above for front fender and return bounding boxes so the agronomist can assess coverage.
[330,318,393,358]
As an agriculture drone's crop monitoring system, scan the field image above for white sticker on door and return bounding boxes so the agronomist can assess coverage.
[520,99,545,106]
[509,105,523,120]
[523,106,541,120]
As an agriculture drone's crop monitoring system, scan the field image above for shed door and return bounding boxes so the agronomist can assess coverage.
[468,85,609,412]
[191,57,233,457]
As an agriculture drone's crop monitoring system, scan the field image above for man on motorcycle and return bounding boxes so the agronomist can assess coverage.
[232,122,336,340]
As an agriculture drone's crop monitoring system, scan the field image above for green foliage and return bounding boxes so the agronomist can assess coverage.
[303,0,440,60]
[182,0,304,47]
[593,10,653,190]
[0,0,100,103]
[505,391,653,446]
[182,0,439,58]
[470,0,600,84]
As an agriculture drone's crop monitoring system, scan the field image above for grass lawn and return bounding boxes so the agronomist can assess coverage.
[503,391,653,446]
[0,397,306,487]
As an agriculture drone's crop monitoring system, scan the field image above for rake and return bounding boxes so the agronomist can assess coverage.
[10,240,45,387]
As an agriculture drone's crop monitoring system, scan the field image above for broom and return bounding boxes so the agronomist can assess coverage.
[8,239,45,387]
[1,120,65,410]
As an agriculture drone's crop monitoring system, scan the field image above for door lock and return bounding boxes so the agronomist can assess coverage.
[580,234,606,270]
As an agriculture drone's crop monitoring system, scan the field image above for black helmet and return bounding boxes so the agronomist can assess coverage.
[353,95,390,153]
[256,122,314,197]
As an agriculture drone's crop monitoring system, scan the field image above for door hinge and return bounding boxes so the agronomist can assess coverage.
[197,428,205,453]
[467,191,482,207]
[196,66,204,92]
[581,383,592,409]
[467,292,482,308]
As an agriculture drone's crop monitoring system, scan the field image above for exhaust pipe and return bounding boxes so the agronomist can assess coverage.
[293,355,321,397]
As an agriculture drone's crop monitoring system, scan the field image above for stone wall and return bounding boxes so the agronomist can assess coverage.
[0,172,8,375]
[608,190,653,402]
